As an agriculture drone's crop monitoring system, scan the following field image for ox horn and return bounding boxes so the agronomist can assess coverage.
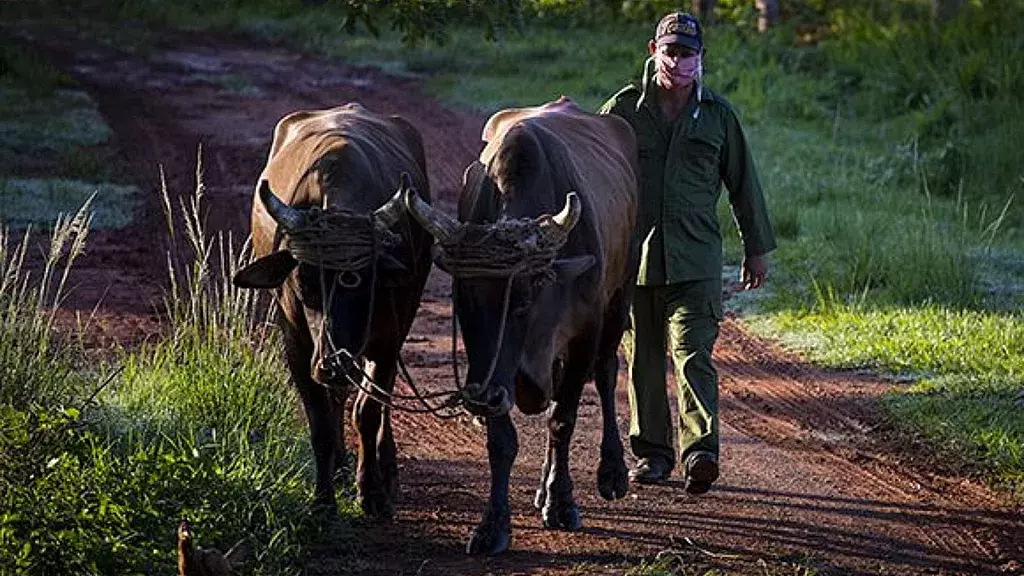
[374,172,413,228]
[403,181,457,243]
[544,191,582,243]
[259,180,308,232]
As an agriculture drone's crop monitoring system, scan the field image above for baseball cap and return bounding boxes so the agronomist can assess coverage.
[654,12,703,51]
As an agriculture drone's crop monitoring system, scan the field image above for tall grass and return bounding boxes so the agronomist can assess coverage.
[1,166,341,574]
[0,198,93,410]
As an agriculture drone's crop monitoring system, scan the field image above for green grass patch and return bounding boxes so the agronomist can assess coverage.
[1,188,354,573]
[0,87,112,156]
[0,178,139,229]
[0,85,123,183]
[749,305,1023,492]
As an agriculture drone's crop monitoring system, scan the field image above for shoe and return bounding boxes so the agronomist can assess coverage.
[629,456,672,485]
[683,451,719,495]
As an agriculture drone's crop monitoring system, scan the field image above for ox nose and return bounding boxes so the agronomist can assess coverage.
[462,384,512,417]
[313,353,357,387]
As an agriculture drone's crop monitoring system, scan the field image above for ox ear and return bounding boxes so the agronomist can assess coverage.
[552,255,596,281]
[233,251,298,289]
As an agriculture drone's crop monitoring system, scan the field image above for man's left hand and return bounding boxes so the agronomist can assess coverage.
[741,254,769,290]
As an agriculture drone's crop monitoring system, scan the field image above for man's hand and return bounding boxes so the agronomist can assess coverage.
[741,254,769,290]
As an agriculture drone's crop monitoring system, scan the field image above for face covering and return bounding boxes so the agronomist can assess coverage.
[653,50,702,89]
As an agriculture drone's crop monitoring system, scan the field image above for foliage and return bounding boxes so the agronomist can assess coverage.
[0,178,340,574]
[62,0,523,44]
[822,0,1024,207]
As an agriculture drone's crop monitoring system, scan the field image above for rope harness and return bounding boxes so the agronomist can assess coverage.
[279,206,567,419]
[275,204,461,418]
[433,220,567,413]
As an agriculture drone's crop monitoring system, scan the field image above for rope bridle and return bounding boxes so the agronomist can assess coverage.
[278,202,469,418]
[278,202,568,419]
[432,220,566,413]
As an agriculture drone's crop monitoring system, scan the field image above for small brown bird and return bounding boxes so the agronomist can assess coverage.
[177,520,248,576]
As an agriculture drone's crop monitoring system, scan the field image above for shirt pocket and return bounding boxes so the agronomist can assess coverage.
[636,143,663,218]
[677,133,722,207]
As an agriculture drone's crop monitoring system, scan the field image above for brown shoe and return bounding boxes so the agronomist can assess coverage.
[683,451,719,495]
[629,456,672,485]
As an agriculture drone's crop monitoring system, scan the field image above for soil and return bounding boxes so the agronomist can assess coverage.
[14,24,1022,576]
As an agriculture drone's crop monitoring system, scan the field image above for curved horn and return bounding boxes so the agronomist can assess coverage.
[403,184,457,243]
[373,173,412,228]
[545,191,582,242]
[259,180,308,232]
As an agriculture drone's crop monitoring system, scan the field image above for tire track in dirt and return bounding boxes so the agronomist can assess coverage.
[25,28,1022,575]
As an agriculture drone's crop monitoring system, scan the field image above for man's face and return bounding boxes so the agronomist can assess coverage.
[649,41,703,90]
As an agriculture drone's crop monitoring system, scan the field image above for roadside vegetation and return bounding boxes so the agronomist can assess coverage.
[0,185,343,573]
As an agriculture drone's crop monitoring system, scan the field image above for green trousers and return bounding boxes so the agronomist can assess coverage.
[621,278,723,469]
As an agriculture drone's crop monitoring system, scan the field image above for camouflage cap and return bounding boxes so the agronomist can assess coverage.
[654,12,703,51]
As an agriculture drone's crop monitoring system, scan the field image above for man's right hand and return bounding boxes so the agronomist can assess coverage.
[741,254,769,290]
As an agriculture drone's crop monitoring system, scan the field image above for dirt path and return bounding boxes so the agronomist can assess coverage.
[27,27,1022,575]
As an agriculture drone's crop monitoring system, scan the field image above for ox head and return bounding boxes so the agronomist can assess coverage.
[233,174,417,387]
[406,187,595,417]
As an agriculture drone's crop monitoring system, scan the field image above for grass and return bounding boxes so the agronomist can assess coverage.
[0,179,354,573]
[749,304,1024,493]
[625,548,823,576]
[0,178,139,230]
[0,87,113,163]
[0,44,137,227]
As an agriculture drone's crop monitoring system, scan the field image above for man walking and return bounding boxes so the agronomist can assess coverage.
[600,12,776,494]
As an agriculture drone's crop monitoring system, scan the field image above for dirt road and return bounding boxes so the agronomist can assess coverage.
[26,27,1022,575]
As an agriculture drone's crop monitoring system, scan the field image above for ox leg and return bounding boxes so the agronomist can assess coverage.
[306,392,343,514]
[467,414,517,556]
[533,356,565,511]
[285,340,342,514]
[379,405,399,501]
[541,375,584,531]
[595,350,628,500]
[534,443,553,511]
[596,289,630,500]
[353,358,397,520]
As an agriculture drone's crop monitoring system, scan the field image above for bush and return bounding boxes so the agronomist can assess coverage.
[1,178,335,574]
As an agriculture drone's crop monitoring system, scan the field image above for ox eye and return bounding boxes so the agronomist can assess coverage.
[337,271,362,288]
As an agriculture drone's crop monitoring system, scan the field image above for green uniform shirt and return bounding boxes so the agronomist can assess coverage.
[600,79,776,286]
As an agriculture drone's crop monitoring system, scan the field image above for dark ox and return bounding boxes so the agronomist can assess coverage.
[406,97,638,555]
[233,104,432,518]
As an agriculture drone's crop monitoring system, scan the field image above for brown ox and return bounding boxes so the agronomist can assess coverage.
[233,104,432,518]
[406,97,638,555]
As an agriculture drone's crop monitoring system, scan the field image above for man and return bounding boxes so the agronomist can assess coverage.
[600,12,776,494]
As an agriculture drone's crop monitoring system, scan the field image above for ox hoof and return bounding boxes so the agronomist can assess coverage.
[597,456,629,500]
[357,493,395,522]
[313,497,340,522]
[466,510,510,556]
[542,500,582,531]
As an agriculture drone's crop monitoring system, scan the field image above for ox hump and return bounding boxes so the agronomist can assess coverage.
[481,96,584,144]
